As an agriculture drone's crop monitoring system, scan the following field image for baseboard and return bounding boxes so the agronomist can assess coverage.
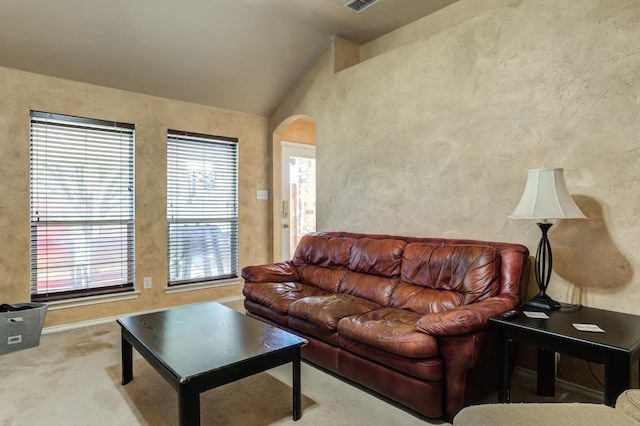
[513,366,605,401]
[42,295,245,335]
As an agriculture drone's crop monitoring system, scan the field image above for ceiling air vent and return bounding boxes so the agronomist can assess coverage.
[343,0,382,14]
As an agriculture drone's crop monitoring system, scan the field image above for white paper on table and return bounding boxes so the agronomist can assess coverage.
[523,311,549,319]
[573,323,605,333]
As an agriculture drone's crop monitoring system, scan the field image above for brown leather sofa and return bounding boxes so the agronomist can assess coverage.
[242,231,530,420]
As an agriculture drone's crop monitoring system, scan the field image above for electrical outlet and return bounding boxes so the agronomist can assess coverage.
[143,276,152,289]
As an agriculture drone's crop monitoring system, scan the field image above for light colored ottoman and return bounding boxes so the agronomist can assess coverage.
[453,389,640,425]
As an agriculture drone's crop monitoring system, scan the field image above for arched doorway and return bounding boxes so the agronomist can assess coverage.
[272,115,316,261]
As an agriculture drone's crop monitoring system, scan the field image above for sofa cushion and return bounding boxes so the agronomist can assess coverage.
[242,281,329,315]
[399,243,500,307]
[288,317,340,346]
[298,265,348,293]
[348,238,406,277]
[339,271,398,306]
[293,233,355,268]
[289,294,381,331]
[244,299,289,326]
[337,307,438,358]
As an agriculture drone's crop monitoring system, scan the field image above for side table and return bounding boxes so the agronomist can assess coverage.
[490,306,640,406]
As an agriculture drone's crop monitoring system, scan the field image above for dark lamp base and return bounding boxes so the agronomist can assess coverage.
[524,294,562,311]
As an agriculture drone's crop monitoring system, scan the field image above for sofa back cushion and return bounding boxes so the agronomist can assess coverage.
[298,265,348,293]
[348,238,406,277]
[339,271,398,306]
[293,233,355,293]
[293,233,355,268]
[335,238,405,305]
[392,243,500,313]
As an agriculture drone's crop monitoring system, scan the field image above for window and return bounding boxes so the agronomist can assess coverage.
[30,111,135,302]
[167,130,238,286]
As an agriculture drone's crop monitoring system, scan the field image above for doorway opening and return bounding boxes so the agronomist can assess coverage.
[272,116,316,261]
[281,142,316,260]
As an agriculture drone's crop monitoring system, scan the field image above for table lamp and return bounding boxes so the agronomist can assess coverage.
[509,168,586,310]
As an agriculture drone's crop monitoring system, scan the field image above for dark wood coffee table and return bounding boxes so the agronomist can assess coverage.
[491,306,640,406]
[117,301,307,425]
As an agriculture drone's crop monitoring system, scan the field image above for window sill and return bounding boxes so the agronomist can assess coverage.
[164,277,241,294]
[45,290,141,311]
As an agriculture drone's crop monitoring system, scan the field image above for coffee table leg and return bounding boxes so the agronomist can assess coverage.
[537,348,555,396]
[293,346,302,421]
[178,380,200,426]
[121,332,133,385]
[604,353,630,406]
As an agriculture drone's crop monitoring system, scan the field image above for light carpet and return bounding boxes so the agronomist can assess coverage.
[0,312,441,425]
[0,299,603,425]
[107,359,316,425]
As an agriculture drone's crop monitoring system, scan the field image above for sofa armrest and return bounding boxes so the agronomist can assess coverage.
[437,329,497,419]
[241,261,300,283]
[616,389,640,423]
[415,295,518,336]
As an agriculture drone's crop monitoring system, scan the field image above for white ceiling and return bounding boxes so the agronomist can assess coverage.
[0,0,457,116]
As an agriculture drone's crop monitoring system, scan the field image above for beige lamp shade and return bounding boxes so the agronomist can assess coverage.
[509,168,586,220]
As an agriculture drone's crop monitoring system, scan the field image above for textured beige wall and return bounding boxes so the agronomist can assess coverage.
[0,66,270,327]
[360,0,505,61]
[270,0,640,316]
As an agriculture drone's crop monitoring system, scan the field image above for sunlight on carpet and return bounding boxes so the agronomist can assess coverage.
[107,359,316,426]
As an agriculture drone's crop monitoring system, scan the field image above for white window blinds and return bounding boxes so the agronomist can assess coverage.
[167,130,238,285]
[29,111,135,301]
